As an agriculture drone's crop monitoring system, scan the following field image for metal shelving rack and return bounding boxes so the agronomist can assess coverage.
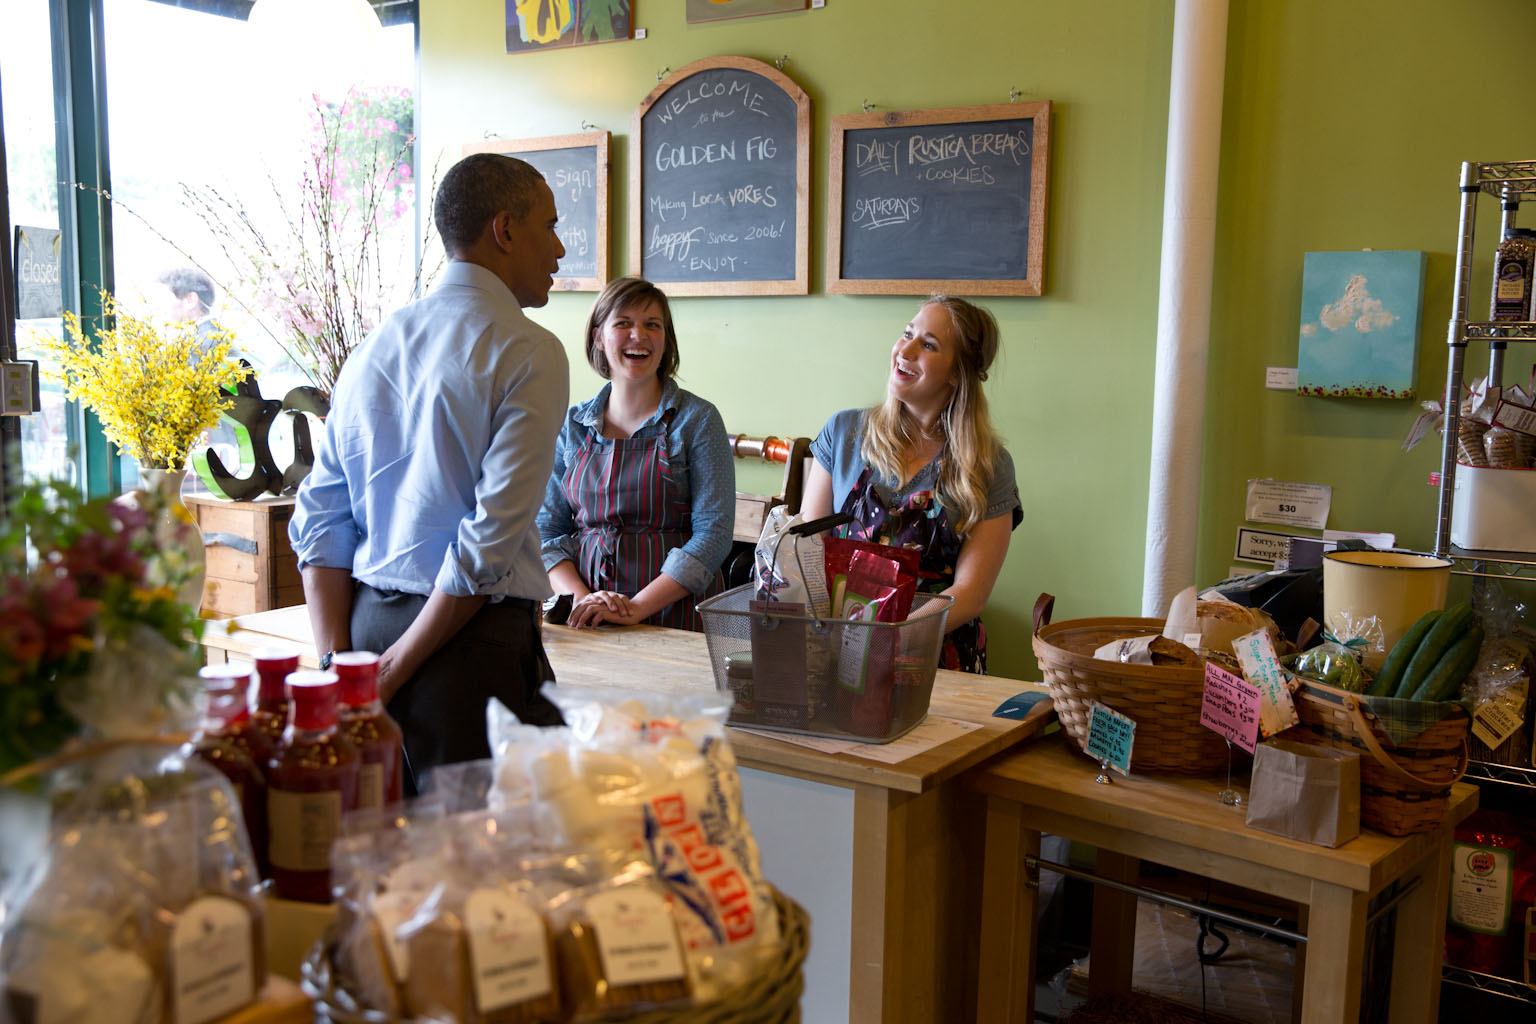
[1428,161,1536,1009]
[1433,159,1536,562]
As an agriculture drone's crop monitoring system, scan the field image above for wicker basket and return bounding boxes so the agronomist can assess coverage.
[1032,594,1233,774]
[1284,677,1469,836]
[301,887,810,1023]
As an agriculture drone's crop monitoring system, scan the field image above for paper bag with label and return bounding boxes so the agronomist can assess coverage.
[1244,739,1361,848]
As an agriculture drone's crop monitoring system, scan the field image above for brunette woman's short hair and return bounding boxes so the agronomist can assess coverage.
[583,277,680,381]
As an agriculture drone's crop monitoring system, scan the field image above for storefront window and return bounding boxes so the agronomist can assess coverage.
[3,1,78,487]
[101,0,417,488]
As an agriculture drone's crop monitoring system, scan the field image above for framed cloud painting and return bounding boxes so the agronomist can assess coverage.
[1296,250,1426,399]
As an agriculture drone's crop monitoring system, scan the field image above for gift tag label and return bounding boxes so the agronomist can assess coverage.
[171,896,254,1024]
[1493,400,1536,437]
[465,888,552,1012]
[1472,691,1526,750]
[1200,663,1261,753]
[587,887,687,987]
[1084,702,1135,775]
[1449,843,1513,934]
[1232,629,1300,737]
[372,859,440,980]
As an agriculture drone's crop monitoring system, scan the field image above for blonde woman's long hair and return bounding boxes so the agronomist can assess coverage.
[860,296,1002,537]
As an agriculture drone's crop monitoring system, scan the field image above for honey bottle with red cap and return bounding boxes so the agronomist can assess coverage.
[265,670,359,903]
[251,647,299,754]
[332,652,404,811]
[186,663,270,872]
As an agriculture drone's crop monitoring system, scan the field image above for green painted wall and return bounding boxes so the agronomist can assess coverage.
[420,0,1536,680]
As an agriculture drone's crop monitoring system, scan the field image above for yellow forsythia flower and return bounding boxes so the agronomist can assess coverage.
[36,290,248,470]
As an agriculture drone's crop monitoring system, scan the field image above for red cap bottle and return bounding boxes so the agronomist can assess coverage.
[333,652,405,810]
[265,670,359,903]
[188,664,269,876]
[252,647,299,751]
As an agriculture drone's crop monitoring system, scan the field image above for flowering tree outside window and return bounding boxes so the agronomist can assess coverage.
[177,85,429,401]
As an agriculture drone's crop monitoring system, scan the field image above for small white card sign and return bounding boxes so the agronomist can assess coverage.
[1084,701,1135,776]
[1231,629,1300,737]
[1245,478,1332,530]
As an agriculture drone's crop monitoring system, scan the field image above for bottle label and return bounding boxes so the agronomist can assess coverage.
[171,896,255,1024]
[587,887,686,987]
[464,888,552,1011]
[1449,842,1513,934]
[267,789,342,871]
[357,763,384,813]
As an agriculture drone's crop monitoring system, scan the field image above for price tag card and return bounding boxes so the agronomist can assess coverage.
[1245,478,1332,529]
[1231,629,1300,737]
[1084,702,1135,776]
[1472,691,1527,750]
[1493,400,1536,437]
[1200,663,1261,753]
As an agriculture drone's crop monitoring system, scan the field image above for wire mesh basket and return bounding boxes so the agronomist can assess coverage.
[696,582,953,743]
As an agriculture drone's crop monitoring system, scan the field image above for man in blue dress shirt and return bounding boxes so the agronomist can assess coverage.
[290,153,569,791]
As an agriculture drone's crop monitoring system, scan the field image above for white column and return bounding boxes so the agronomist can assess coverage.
[1141,0,1230,617]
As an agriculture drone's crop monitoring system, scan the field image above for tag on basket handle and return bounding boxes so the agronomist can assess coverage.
[1231,629,1300,738]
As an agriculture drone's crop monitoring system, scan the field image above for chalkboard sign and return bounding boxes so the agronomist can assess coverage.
[463,132,610,291]
[828,102,1050,296]
[631,56,810,296]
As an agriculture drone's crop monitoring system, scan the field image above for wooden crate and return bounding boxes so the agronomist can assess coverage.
[184,493,304,618]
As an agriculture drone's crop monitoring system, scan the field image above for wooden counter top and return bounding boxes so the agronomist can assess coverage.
[202,606,1055,796]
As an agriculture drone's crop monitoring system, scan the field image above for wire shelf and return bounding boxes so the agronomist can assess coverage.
[1442,963,1536,1004]
[1464,759,1536,790]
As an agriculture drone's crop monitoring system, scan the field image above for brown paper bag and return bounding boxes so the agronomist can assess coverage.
[1245,740,1361,847]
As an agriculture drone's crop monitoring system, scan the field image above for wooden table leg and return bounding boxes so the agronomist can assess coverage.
[1088,850,1139,1002]
[1301,881,1367,1023]
[976,795,1040,1024]
[851,781,971,1024]
[1387,841,1453,1024]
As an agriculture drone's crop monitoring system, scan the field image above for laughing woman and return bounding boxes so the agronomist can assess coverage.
[537,277,733,630]
[800,295,1021,673]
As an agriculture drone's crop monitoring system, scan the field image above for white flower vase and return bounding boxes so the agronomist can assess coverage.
[138,467,207,617]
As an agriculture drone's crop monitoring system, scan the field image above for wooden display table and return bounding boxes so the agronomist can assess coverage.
[966,735,1479,1024]
[200,605,1055,1024]
[183,492,302,618]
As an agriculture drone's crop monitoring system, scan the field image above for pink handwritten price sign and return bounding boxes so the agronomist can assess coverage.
[1200,662,1261,753]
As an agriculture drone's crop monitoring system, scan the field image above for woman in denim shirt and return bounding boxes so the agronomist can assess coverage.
[537,277,733,629]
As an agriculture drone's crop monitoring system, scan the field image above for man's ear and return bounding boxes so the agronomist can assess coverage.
[487,210,513,252]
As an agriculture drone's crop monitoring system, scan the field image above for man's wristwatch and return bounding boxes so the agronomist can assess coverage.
[319,650,336,670]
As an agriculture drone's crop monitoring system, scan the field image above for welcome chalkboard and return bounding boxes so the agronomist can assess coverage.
[463,131,610,290]
[828,102,1051,296]
[631,56,810,296]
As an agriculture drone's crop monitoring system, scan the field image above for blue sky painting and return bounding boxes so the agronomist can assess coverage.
[1297,250,1426,399]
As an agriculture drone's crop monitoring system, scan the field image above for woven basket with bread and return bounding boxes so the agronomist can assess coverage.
[1032,593,1283,775]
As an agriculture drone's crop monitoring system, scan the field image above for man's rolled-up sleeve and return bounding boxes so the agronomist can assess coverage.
[289,415,361,571]
[436,340,570,596]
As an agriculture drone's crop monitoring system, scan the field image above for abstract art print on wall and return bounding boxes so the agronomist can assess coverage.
[1296,250,1426,399]
[686,0,807,24]
[506,0,631,54]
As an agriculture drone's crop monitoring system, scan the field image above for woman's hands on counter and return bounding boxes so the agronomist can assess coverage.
[568,590,638,628]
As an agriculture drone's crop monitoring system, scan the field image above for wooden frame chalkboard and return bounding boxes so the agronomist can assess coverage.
[462,132,610,291]
[827,102,1050,296]
[631,56,810,296]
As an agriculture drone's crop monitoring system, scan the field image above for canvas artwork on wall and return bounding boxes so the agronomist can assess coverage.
[506,0,631,54]
[686,0,807,23]
[1296,250,1426,399]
